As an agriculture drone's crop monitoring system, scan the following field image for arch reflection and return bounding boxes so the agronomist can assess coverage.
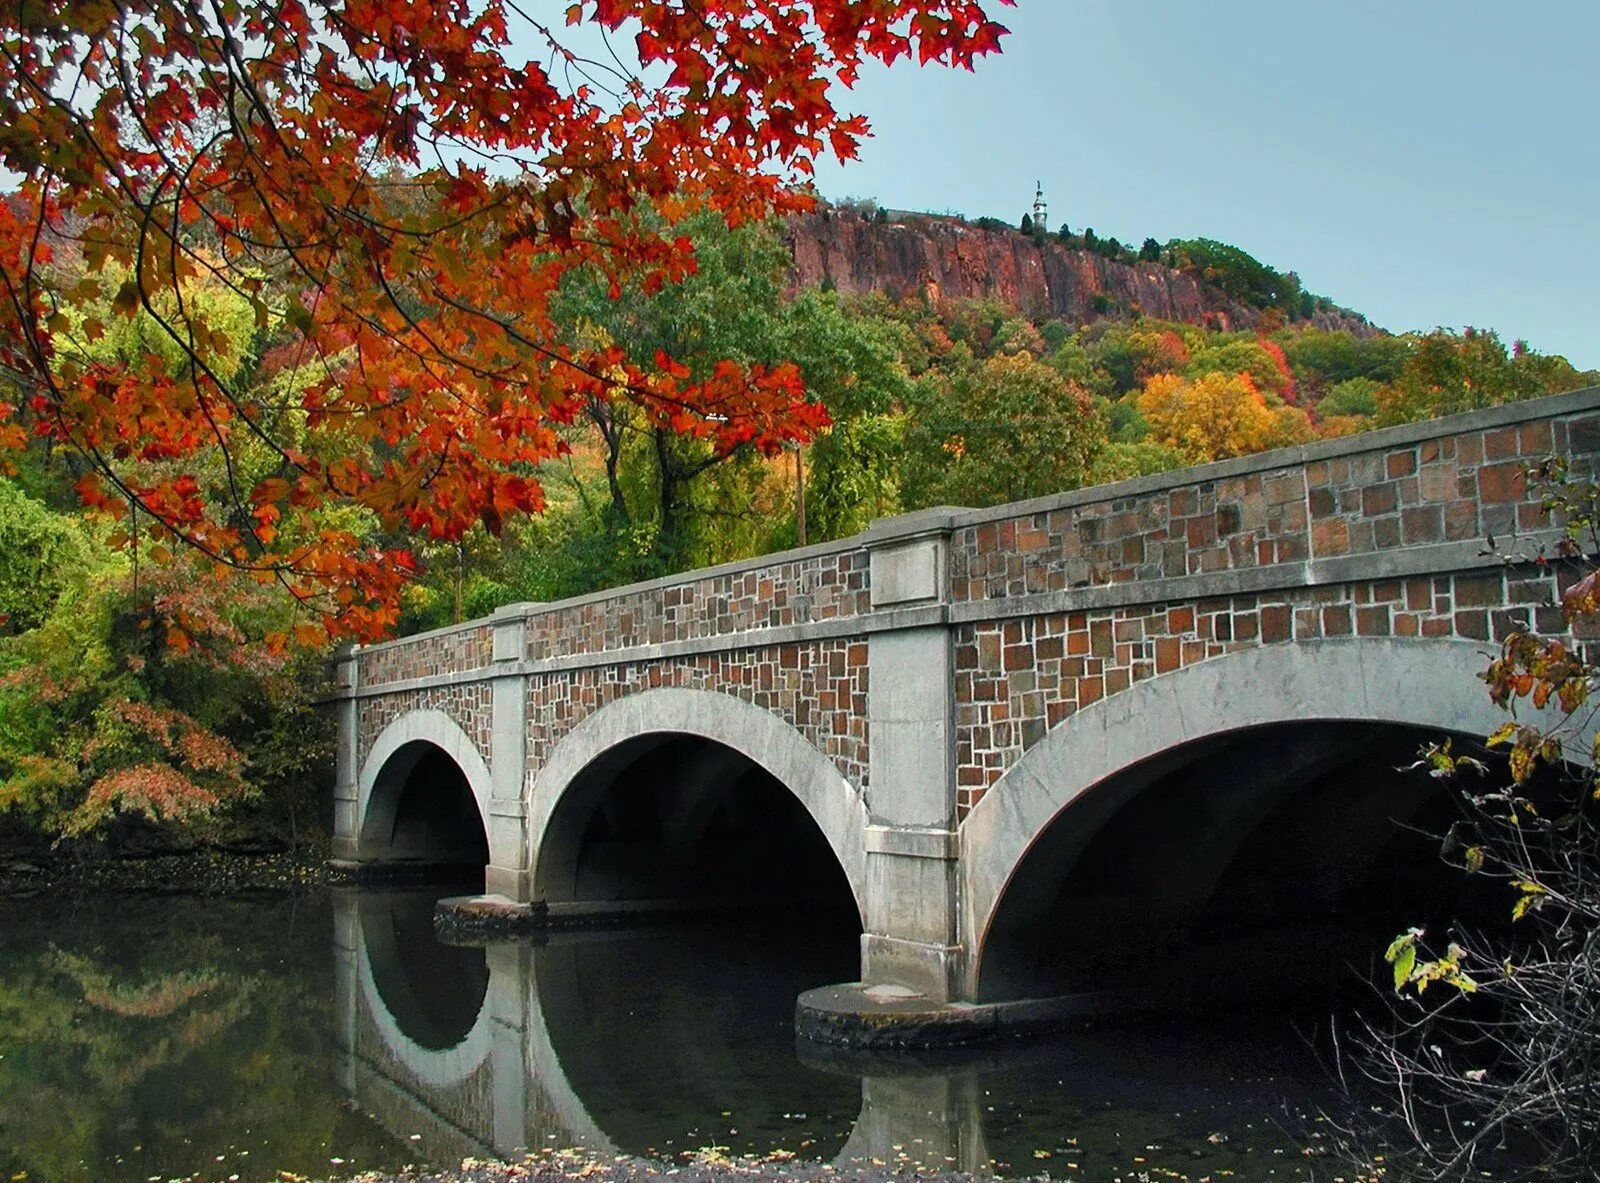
[332,892,1343,1178]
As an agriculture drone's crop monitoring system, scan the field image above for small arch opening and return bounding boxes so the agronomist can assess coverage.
[528,732,864,1155]
[978,721,1510,1006]
[364,741,490,888]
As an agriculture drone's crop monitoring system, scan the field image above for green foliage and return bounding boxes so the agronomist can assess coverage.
[1185,336,1292,397]
[1103,396,1150,443]
[807,415,903,541]
[59,260,259,383]
[1088,440,1189,484]
[1165,238,1302,313]
[901,351,1106,509]
[0,478,97,634]
[1280,328,1409,394]
[1084,321,1195,394]
[1320,376,1382,418]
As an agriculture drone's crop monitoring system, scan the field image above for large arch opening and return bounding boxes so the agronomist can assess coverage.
[361,740,490,888]
[536,732,861,927]
[977,720,1508,1006]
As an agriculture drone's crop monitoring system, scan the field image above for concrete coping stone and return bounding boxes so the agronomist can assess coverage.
[355,384,1600,659]
[861,505,971,539]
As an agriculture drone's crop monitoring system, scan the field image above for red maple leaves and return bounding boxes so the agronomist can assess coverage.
[0,0,1011,642]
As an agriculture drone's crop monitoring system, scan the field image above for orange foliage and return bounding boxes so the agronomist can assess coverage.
[1137,371,1312,463]
[0,1,1011,642]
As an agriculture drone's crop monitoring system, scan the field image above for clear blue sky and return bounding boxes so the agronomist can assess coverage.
[805,0,1598,368]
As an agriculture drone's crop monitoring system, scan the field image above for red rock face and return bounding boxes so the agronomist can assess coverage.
[785,211,1373,335]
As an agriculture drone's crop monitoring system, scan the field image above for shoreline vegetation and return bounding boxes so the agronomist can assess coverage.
[0,837,335,896]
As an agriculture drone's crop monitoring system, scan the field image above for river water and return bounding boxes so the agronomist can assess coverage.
[0,887,1354,1183]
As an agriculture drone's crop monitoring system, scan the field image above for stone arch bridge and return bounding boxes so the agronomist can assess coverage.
[331,388,1600,1039]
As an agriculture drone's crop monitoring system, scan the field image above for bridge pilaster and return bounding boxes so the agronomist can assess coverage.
[331,646,361,863]
[861,514,965,1001]
[485,604,535,900]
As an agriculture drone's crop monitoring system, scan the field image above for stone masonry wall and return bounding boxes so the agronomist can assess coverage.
[357,683,494,773]
[342,391,1600,831]
[525,550,870,660]
[359,625,494,687]
[952,565,1582,818]
[524,640,870,790]
[950,413,1599,603]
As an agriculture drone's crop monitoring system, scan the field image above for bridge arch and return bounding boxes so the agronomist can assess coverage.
[351,892,495,1089]
[961,637,1527,1002]
[527,688,869,923]
[357,709,492,872]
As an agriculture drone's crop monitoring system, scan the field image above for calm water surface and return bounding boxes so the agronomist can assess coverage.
[0,888,1351,1183]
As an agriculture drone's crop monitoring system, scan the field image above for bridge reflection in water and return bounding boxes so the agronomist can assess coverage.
[332,889,1339,1177]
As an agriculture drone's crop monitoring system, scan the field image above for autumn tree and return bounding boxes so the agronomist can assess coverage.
[1136,370,1311,464]
[0,0,1011,643]
[1376,328,1594,426]
[1184,336,1295,400]
[1349,459,1600,1182]
[0,478,327,843]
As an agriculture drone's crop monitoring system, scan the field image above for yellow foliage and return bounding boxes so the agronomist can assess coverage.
[1136,370,1312,463]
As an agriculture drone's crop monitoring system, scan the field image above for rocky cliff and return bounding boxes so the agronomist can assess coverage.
[785,211,1372,335]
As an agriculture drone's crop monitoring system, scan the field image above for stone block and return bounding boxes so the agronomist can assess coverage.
[870,538,945,608]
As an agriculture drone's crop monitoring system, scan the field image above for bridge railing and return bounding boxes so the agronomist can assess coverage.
[947,384,1600,614]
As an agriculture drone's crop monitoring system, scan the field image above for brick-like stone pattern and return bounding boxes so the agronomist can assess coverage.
[359,625,493,687]
[525,551,870,660]
[525,640,870,790]
[953,565,1582,818]
[950,413,1600,602]
[357,683,494,773]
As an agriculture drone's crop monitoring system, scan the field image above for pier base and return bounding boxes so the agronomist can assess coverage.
[434,893,547,940]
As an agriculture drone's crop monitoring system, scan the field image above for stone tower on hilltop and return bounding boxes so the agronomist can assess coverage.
[1032,181,1047,232]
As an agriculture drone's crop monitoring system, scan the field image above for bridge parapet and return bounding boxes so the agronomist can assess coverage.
[949,389,1596,607]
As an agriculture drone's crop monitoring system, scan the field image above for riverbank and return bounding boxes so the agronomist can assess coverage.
[0,835,336,896]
